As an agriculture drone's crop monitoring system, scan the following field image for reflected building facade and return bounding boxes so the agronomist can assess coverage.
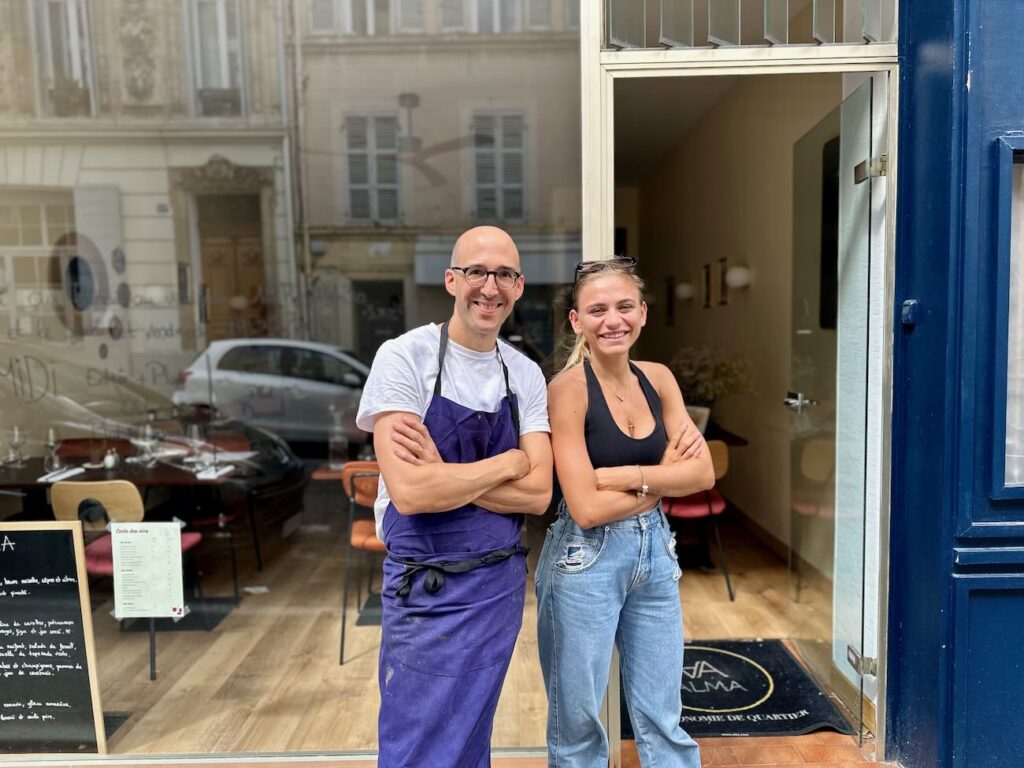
[0,0,296,402]
[297,0,581,365]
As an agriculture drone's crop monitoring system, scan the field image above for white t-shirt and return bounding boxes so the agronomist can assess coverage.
[356,323,550,538]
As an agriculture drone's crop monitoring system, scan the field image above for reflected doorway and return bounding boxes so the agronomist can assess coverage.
[351,279,405,361]
[197,194,267,342]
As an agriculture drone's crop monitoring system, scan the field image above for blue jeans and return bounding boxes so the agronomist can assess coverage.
[535,504,701,768]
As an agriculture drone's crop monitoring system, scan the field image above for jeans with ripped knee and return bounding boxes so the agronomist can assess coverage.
[535,502,701,768]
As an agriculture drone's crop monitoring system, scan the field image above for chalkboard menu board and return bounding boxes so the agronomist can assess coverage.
[0,522,106,754]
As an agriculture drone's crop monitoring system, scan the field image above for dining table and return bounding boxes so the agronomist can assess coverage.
[0,453,246,522]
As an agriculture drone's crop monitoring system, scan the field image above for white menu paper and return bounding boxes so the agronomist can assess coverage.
[110,523,185,620]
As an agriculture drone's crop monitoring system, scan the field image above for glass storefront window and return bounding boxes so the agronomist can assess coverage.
[0,0,579,757]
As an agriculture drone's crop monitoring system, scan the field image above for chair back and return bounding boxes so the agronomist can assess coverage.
[52,480,145,531]
[707,440,729,481]
[340,461,380,507]
[798,437,836,483]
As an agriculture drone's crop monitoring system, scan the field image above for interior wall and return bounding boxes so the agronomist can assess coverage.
[634,73,843,546]
[615,186,640,259]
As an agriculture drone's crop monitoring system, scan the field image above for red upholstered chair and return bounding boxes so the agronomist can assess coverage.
[339,460,384,664]
[663,440,735,601]
[51,480,203,680]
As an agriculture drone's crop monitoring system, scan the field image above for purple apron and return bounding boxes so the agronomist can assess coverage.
[377,322,526,768]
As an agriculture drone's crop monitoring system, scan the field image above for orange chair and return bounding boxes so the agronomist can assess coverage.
[339,460,385,664]
[663,440,734,601]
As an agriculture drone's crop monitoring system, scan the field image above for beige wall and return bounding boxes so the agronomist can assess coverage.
[634,73,842,545]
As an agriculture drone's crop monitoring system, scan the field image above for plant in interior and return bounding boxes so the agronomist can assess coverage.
[669,346,755,408]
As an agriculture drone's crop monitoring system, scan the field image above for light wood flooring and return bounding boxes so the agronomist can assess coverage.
[83,483,846,759]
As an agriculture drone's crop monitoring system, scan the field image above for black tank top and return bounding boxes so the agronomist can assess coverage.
[583,359,667,469]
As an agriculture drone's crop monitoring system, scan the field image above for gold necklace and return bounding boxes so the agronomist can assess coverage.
[607,385,635,437]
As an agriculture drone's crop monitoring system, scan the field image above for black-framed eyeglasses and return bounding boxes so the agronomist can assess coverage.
[449,265,522,290]
[574,255,637,282]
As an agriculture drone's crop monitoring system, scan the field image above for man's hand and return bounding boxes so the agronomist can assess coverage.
[506,448,532,480]
[391,416,443,465]
[661,422,704,465]
[391,417,531,482]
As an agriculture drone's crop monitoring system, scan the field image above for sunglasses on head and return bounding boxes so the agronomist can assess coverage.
[573,255,638,282]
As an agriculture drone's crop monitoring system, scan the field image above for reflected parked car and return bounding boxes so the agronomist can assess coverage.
[172,339,370,444]
[0,339,307,529]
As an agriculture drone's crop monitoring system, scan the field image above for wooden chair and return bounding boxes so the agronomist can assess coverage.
[339,460,385,665]
[51,480,203,680]
[789,437,836,600]
[663,440,735,601]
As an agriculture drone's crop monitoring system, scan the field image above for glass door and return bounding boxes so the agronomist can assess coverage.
[788,75,884,734]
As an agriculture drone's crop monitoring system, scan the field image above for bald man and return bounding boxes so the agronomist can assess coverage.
[356,226,553,767]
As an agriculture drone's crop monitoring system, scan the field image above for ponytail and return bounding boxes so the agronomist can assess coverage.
[560,333,590,372]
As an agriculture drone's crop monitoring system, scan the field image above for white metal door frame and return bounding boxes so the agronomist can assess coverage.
[579,2,899,763]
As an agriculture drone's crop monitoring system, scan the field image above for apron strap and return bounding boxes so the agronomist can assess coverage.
[390,544,527,598]
[434,321,522,436]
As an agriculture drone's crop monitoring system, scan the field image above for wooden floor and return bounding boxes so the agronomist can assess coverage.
[82,482,865,763]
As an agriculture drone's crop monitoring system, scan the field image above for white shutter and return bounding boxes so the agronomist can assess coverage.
[350,189,371,219]
[374,116,399,149]
[441,0,466,30]
[476,188,497,220]
[473,112,525,221]
[527,0,551,29]
[475,153,496,185]
[503,188,524,220]
[395,0,423,31]
[500,0,521,31]
[503,152,523,185]
[309,0,338,32]
[347,116,371,220]
[377,188,399,220]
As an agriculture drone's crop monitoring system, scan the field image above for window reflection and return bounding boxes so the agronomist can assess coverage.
[32,0,94,117]
[0,0,579,756]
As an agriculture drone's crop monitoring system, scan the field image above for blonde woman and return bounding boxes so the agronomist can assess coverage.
[536,257,714,767]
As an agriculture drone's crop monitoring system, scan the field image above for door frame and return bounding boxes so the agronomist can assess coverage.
[579,3,899,761]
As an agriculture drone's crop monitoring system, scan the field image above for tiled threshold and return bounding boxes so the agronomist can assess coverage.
[625,732,898,767]
[1,734,897,768]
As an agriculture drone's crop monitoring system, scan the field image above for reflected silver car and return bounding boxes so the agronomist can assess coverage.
[172,339,370,444]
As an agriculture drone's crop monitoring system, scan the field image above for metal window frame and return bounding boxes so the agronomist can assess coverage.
[345,112,402,224]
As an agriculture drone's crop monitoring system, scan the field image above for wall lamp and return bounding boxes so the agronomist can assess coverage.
[675,281,696,301]
[724,265,752,289]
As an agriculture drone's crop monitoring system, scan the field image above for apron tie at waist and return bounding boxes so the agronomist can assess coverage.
[390,545,527,598]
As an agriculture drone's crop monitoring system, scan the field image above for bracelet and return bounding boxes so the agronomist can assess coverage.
[635,465,649,500]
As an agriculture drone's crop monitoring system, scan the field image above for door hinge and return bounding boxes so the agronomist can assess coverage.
[847,645,878,677]
[854,153,888,184]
